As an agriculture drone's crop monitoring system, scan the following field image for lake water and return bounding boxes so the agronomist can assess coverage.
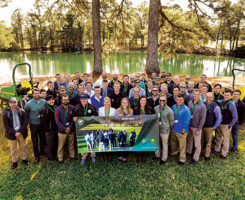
[0,52,244,84]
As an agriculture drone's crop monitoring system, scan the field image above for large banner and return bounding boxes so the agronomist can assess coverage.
[75,115,159,154]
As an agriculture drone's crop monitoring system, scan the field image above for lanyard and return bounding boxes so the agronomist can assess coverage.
[104,89,107,97]
[221,100,231,111]
[68,91,74,98]
[233,100,238,105]
[95,97,101,105]
[206,103,212,111]
[13,111,17,124]
[65,107,69,117]
[105,108,110,116]
[140,108,145,115]
[46,104,55,113]
[124,85,128,93]
[33,99,42,111]
[133,97,139,106]
[84,103,88,116]
[214,93,221,102]
[147,90,151,97]
[175,106,180,116]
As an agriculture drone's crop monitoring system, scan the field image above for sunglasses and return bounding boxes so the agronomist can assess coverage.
[159,99,166,102]
[152,90,158,92]
[135,81,140,84]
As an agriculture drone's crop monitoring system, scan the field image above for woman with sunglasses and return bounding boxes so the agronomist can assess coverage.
[133,95,154,162]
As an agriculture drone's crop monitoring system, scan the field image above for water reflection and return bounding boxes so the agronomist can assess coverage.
[0,52,244,84]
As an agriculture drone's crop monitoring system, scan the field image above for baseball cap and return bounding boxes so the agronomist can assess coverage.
[80,93,90,99]
[9,97,17,103]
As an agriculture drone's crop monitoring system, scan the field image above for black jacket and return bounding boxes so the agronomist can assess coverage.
[73,103,98,117]
[47,89,58,98]
[3,107,28,140]
[235,100,245,125]
[40,104,58,133]
[109,92,125,109]
[120,84,133,97]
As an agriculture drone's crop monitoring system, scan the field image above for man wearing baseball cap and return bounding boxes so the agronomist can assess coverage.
[73,93,98,165]
[3,97,30,169]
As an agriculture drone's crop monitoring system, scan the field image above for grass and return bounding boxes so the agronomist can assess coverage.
[0,116,245,199]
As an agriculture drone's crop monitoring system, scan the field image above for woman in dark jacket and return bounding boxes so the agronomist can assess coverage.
[133,95,155,162]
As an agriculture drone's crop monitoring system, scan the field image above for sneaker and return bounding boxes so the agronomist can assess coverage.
[91,157,96,164]
[59,160,64,164]
[80,159,86,165]
[190,159,197,165]
[22,160,30,165]
[205,157,210,161]
[160,160,166,165]
[219,155,227,160]
[11,162,18,170]
[178,161,185,166]
[117,156,123,161]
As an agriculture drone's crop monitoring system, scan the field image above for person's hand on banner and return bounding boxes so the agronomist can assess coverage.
[73,117,77,122]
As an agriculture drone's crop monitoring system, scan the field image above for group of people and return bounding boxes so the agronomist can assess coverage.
[3,71,245,169]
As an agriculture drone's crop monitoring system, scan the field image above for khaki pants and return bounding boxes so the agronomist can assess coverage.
[215,125,231,157]
[8,134,27,163]
[170,131,187,162]
[202,127,214,157]
[187,127,202,162]
[57,132,75,161]
[155,134,169,161]
[81,153,96,160]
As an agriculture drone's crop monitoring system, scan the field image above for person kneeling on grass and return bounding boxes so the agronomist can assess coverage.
[73,93,98,165]
[3,97,30,170]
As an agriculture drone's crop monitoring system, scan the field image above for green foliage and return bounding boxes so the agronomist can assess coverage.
[0,22,14,49]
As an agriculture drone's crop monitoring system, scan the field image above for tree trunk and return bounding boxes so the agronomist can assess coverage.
[145,0,160,75]
[92,0,103,75]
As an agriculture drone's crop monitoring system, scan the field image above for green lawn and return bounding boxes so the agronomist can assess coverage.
[1,118,245,199]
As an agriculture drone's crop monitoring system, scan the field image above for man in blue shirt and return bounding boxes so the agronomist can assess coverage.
[171,94,191,165]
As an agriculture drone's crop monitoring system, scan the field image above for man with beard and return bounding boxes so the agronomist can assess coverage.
[121,74,133,97]
[55,94,75,164]
[24,88,46,162]
[55,87,66,106]
[108,73,122,89]
[47,81,58,98]
[147,85,160,108]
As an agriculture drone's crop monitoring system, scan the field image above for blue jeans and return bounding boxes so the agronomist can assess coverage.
[231,124,240,150]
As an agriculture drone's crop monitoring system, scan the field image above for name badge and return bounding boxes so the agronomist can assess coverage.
[66,122,70,126]
[37,115,40,118]
[191,115,193,119]
[174,120,178,123]
[159,122,162,125]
